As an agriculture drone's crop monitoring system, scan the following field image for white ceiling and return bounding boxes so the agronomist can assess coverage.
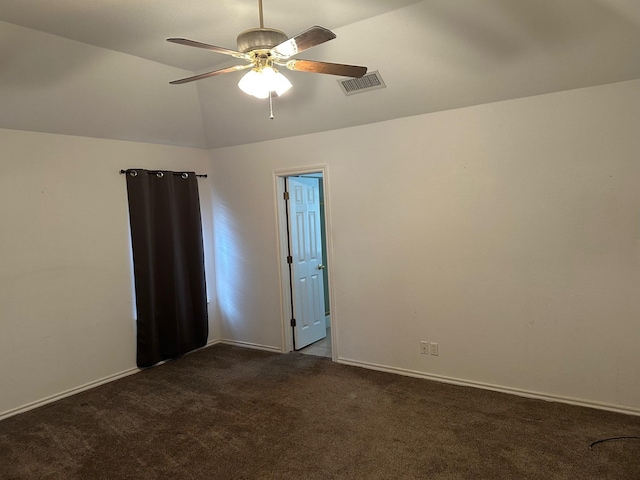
[1,0,639,149]
[0,0,425,71]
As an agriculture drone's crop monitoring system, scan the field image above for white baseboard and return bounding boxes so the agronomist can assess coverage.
[0,367,139,421]
[337,357,640,417]
[218,339,282,353]
[7,343,632,421]
[0,341,223,421]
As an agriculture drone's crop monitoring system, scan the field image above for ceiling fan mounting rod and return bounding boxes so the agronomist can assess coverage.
[258,0,264,28]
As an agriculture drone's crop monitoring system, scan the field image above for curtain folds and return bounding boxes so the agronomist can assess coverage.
[125,169,208,368]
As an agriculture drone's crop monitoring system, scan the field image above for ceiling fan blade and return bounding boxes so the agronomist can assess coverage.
[285,59,367,78]
[170,64,253,85]
[167,38,249,60]
[272,26,336,59]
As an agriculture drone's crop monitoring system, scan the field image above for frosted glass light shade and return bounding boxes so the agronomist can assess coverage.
[271,70,293,96]
[238,67,292,99]
[238,69,267,98]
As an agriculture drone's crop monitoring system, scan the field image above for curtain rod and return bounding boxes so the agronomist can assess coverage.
[119,169,207,178]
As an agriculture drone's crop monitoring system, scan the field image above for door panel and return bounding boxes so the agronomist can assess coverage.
[288,176,326,349]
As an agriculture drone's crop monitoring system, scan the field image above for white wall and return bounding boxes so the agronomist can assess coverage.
[0,129,219,418]
[209,79,640,413]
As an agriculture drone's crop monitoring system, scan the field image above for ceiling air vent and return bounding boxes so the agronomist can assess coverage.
[338,70,386,96]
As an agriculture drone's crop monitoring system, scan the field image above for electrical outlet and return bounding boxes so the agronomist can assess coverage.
[420,341,429,354]
[429,342,439,356]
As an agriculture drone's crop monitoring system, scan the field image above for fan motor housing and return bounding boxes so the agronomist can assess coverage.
[237,28,288,53]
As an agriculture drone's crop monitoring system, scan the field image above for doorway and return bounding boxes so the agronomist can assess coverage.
[274,166,334,360]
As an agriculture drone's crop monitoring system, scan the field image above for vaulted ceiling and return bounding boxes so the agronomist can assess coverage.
[1,0,639,149]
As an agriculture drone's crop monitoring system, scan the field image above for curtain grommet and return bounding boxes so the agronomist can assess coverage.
[129,171,138,177]
[181,173,189,179]
[156,172,164,178]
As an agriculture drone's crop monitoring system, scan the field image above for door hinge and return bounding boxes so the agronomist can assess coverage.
[283,191,289,200]
[290,318,296,327]
[287,255,293,264]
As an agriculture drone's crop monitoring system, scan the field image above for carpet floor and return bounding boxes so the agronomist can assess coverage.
[1,344,639,479]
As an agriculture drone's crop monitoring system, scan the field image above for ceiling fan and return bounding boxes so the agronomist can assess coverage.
[167,0,367,100]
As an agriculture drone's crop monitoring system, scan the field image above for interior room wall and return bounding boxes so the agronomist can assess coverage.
[0,128,218,418]
[209,79,640,414]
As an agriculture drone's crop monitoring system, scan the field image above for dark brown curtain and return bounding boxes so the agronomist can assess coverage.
[125,169,208,368]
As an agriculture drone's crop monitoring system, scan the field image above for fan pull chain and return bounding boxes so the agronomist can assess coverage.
[269,91,275,120]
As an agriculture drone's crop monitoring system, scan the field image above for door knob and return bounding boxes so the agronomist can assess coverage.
[317,264,325,270]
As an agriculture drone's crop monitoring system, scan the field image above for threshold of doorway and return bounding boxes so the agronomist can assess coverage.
[299,327,332,358]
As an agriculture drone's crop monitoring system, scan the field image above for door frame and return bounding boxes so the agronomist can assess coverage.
[273,165,337,360]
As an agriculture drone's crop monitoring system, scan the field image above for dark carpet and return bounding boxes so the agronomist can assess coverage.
[1,344,639,479]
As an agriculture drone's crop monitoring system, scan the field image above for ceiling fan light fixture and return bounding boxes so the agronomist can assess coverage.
[167,2,367,103]
[238,69,265,98]
[238,66,292,99]
[271,69,293,96]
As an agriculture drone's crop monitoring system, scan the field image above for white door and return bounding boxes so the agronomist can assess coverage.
[287,176,326,349]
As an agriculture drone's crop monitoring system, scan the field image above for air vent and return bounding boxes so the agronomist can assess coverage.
[338,70,386,96]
